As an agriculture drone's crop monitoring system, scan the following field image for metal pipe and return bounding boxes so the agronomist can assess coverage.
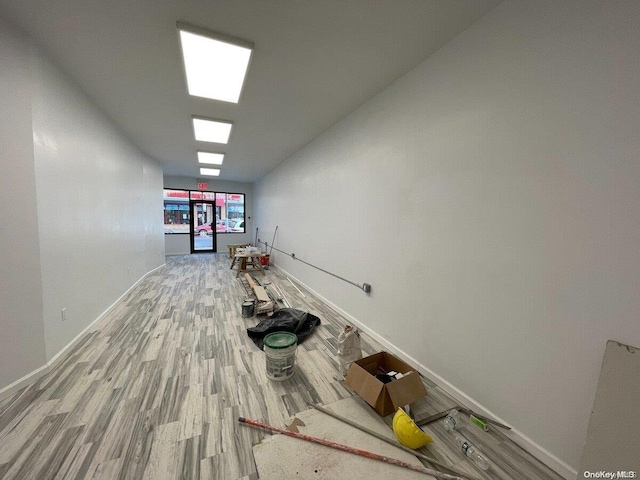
[238,416,472,480]
[258,239,371,293]
[415,409,453,427]
[309,404,475,479]
[269,226,278,256]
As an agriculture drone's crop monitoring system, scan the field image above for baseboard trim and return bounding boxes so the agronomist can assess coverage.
[0,364,50,403]
[0,263,166,402]
[273,264,577,480]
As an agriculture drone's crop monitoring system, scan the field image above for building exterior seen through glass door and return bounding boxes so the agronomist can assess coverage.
[190,200,217,253]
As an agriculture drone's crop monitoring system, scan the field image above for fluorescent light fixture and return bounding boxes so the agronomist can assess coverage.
[198,152,224,165]
[192,117,232,143]
[200,167,220,176]
[177,22,253,103]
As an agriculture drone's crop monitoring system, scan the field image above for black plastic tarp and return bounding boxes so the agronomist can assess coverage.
[247,308,321,350]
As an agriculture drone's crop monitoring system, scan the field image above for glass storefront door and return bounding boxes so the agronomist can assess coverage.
[190,201,217,253]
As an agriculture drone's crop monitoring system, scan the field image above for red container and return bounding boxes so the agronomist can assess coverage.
[261,254,270,266]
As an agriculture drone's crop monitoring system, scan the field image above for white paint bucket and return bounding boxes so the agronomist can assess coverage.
[263,332,297,381]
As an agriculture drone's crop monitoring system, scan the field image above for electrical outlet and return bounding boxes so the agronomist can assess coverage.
[61,308,66,322]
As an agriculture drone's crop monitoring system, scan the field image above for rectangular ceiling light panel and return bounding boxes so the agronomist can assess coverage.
[192,117,232,143]
[198,152,224,165]
[200,168,220,176]
[178,24,253,103]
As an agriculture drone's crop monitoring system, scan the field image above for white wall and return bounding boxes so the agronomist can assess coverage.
[254,1,640,475]
[163,175,254,255]
[0,16,165,391]
[32,50,165,361]
[0,18,47,389]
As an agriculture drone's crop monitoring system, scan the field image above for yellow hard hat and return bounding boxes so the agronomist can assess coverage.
[392,407,433,449]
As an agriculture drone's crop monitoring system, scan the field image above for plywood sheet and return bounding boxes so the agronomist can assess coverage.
[253,396,434,480]
[578,340,640,475]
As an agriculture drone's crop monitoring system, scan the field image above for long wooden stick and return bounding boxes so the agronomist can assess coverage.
[238,417,471,480]
[309,404,475,479]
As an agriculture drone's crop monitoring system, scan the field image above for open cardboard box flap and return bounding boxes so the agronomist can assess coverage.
[345,351,427,416]
[386,371,424,407]
[345,367,385,407]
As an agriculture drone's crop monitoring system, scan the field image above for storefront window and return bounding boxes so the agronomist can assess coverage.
[215,193,245,233]
[163,189,245,234]
[163,189,190,234]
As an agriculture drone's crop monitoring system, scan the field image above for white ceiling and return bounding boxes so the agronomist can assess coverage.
[0,0,501,183]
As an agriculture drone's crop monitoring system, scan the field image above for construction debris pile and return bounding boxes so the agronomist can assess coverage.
[233,242,512,480]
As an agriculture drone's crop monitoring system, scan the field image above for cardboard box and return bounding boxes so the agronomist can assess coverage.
[345,351,427,416]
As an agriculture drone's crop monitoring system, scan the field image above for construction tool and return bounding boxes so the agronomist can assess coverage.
[458,407,510,431]
[238,416,473,480]
[309,403,477,479]
[469,415,489,432]
[415,407,511,431]
[269,225,278,256]
[415,409,453,427]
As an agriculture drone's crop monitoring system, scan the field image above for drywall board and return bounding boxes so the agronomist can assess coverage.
[253,396,434,479]
[578,340,640,475]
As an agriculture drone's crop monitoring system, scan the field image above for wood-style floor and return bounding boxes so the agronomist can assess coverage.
[0,254,564,480]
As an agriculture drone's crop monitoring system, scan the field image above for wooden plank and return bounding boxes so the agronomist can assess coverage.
[245,273,269,301]
[244,274,258,289]
[253,286,270,303]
